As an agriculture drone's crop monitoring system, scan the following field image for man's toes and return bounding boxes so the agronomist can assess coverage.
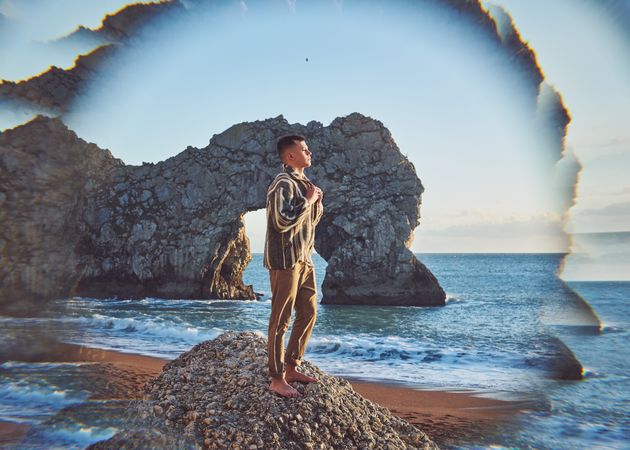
[289,386,300,396]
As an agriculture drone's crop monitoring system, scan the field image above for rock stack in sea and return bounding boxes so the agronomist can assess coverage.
[88,331,440,450]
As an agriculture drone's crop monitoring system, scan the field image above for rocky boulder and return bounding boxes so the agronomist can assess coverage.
[89,331,440,450]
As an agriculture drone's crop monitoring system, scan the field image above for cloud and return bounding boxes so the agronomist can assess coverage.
[561,231,630,280]
[573,201,630,217]
[413,213,568,253]
[419,212,564,235]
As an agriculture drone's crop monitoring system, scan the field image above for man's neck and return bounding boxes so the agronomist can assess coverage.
[285,164,305,179]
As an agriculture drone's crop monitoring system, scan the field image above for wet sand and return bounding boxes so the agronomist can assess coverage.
[0,421,31,447]
[346,378,533,448]
[3,343,533,448]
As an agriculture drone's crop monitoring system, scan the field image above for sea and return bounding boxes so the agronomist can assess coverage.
[1,253,628,449]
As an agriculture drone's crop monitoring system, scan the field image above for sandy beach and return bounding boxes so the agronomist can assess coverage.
[0,421,30,447]
[347,379,532,448]
[2,342,532,449]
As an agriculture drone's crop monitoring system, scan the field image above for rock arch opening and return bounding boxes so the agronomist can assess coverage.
[242,207,327,303]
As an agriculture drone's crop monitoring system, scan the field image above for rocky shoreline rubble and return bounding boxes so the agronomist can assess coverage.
[88,331,439,449]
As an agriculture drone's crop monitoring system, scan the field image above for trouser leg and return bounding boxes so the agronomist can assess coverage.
[268,264,301,379]
[286,263,317,367]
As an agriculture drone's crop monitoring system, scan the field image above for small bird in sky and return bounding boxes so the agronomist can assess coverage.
[306,57,309,62]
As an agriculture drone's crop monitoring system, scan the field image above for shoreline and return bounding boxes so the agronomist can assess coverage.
[2,343,533,448]
[0,421,30,448]
[345,377,534,448]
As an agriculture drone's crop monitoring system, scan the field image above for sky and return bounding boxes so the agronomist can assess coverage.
[0,0,143,79]
[487,0,630,234]
[0,0,628,277]
[484,0,630,279]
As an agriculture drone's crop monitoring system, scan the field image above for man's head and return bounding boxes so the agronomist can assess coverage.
[276,134,312,170]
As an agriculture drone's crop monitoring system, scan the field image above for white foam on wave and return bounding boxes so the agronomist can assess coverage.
[52,313,225,358]
[0,380,89,423]
[69,314,221,341]
[309,350,533,392]
[445,292,463,303]
[600,324,626,334]
[0,361,90,369]
[40,424,118,446]
[66,296,268,307]
[308,333,473,364]
[60,339,179,359]
[304,332,531,389]
[0,382,79,404]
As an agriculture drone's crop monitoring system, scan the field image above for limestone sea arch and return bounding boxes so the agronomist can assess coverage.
[0,113,446,309]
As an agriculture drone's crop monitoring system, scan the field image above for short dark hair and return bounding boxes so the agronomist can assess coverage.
[276,134,305,161]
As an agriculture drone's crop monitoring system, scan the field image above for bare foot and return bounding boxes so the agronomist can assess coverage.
[285,365,319,383]
[269,378,302,398]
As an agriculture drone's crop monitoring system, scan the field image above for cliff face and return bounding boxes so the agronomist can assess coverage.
[0,112,446,306]
[0,1,184,113]
[0,116,123,309]
[0,45,118,112]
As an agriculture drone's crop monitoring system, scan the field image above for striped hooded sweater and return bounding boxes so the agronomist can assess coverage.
[263,164,324,270]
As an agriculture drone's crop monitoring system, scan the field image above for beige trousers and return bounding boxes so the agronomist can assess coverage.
[267,261,318,379]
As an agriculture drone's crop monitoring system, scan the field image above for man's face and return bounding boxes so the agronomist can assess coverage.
[286,140,312,169]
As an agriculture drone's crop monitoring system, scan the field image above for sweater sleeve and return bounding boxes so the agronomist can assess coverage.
[313,198,324,226]
[267,177,312,233]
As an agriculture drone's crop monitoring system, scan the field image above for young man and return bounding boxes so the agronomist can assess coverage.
[263,134,324,398]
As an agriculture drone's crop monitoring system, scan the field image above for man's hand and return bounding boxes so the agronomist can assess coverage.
[305,184,323,206]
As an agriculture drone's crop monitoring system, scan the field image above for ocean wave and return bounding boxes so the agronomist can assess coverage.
[306,334,512,366]
[0,379,89,424]
[445,292,463,303]
[66,314,222,342]
[0,361,90,369]
[600,325,626,334]
[65,296,266,308]
[0,382,83,405]
[581,368,606,379]
[37,424,118,447]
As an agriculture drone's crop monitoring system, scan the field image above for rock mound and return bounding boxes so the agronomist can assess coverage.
[93,331,439,450]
